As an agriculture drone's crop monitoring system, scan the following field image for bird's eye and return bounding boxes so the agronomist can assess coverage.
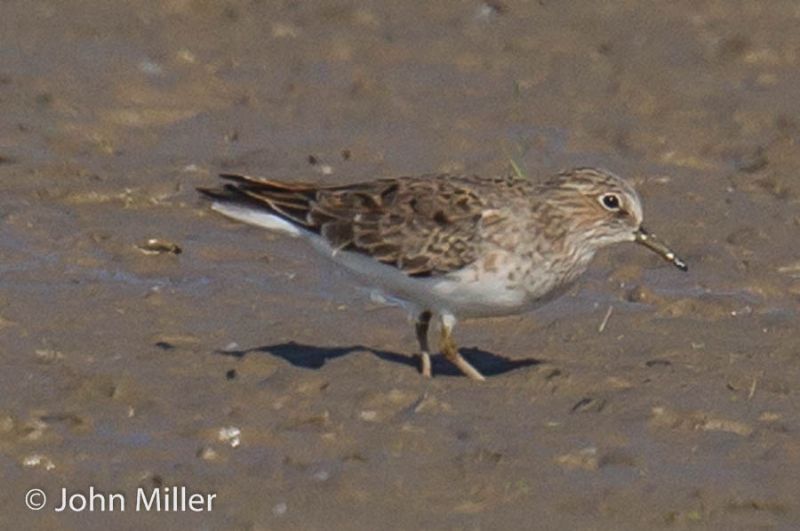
[600,193,621,211]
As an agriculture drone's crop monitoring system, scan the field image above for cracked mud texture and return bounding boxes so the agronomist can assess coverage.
[2,1,800,529]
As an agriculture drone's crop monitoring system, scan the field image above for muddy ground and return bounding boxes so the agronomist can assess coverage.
[2,1,800,529]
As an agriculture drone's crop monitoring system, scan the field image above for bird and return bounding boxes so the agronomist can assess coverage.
[198,167,686,381]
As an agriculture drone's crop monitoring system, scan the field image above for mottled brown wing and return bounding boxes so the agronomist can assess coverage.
[199,173,489,276]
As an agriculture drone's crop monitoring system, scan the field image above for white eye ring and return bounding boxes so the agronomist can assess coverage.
[600,193,621,211]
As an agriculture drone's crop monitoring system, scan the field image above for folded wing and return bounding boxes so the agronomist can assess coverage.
[199,173,489,277]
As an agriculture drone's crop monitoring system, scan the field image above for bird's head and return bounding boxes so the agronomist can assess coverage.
[543,168,686,271]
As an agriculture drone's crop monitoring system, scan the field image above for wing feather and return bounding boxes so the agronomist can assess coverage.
[199,173,493,277]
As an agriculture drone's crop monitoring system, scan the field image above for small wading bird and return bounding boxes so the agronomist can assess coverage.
[199,168,686,381]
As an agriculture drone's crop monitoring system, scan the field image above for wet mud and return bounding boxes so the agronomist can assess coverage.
[2,1,800,529]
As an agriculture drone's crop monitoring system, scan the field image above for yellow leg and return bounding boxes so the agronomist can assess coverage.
[415,311,432,378]
[439,314,485,381]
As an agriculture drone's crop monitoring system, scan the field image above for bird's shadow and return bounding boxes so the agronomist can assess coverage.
[217,341,541,378]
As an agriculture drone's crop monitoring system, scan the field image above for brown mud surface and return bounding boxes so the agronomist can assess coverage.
[2,1,800,529]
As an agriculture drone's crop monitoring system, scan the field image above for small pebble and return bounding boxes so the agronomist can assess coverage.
[197,446,219,461]
[136,239,182,255]
[138,60,163,76]
[23,454,55,470]
[273,501,288,516]
[555,447,598,471]
[359,410,378,422]
[312,469,330,482]
[218,426,241,448]
[34,349,64,363]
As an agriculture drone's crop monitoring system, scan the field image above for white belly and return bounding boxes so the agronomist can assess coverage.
[210,205,548,318]
[427,265,531,318]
